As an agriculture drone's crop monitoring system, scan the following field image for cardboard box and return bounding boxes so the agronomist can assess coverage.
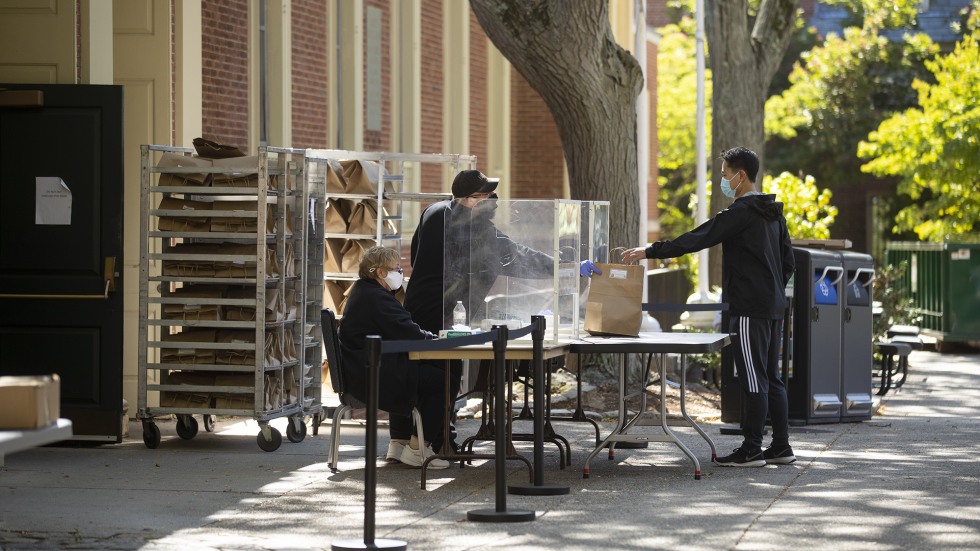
[0,374,60,430]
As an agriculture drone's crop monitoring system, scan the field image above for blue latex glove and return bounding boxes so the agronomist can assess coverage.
[580,260,602,278]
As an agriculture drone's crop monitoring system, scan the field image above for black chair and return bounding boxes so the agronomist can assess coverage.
[320,308,424,472]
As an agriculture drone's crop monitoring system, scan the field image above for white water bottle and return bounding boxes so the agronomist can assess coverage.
[452,301,467,327]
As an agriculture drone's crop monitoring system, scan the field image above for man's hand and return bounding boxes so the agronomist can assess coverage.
[621,247,648,264]
[579,260,602,278]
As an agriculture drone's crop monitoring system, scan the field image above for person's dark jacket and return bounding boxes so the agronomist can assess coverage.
[338,278,436,416]
[404,199,553,332]
[645,193,795,319]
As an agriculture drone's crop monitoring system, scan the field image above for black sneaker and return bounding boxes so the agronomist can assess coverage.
[714,447,766,467]
[763,445,796,464]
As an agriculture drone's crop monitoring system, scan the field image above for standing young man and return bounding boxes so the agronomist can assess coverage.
[623,146,797,467]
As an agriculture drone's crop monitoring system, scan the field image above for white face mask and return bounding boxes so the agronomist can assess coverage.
[383,270,403,291]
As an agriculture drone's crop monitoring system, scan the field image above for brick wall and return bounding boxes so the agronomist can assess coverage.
[419,0,444,193]
[510,70,565,199]
[291,0,328,148]
[201,0,250,149]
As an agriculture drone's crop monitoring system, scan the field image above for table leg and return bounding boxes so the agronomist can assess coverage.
[655,353,701,480]
[583,353,629,478]
[679,353,717,461]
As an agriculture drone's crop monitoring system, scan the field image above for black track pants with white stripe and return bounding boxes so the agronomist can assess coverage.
[729,315,790,453]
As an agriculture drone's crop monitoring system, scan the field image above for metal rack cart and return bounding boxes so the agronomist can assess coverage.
[137,145,321,451]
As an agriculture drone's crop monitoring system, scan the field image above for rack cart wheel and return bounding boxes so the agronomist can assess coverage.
[257,425,283,452]
[175,414,199,440]
[203,414,216,432]
[286,416,307,443]
[142,421,161,449]
[311,413,321,436]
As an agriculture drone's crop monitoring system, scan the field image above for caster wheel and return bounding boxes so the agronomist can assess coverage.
[143,422,161,449]
[257,427,283,452]
[311,414,320,436]
[175,415,199,440]
[203,414,216,432]
[286,418,307,443]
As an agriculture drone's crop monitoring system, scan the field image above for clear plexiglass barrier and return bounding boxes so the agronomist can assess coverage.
[442,199,582,343]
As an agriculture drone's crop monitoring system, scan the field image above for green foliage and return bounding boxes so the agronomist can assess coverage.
[655,19,711,244]
[872,261,920,343]
[857,29,980,241]
[762,172,838,239]
[822,0,922,30]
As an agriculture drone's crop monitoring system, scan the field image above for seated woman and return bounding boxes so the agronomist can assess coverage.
[338,245,449,469]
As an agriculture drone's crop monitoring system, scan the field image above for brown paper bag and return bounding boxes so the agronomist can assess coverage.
[324,280,350,313]
[282,242,295,278]
[340,160,378,195]
[325,199,352,233]
[162,243,221,277]
[211,156,259,188]
[163,286,225,323]
[214,329,269,366]
[340,239,373,273]
[224,287,282,322]
[193,137,245,159]
[325,159,347,193]
[156,197,211,232]
[347,200,396,236]
[209,200,264,233]
[324,238,346,273]
[583,262,645,337]
[160,329,217,365]
[156,152,212,187]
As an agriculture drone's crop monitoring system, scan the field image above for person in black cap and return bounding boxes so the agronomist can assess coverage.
[392,169,598,458]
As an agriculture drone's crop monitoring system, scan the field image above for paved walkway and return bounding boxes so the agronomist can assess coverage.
[2,349,979,550]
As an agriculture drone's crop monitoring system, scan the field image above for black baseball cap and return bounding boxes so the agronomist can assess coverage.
[451,170,499,198]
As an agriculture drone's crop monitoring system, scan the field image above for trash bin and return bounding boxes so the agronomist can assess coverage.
[885,242,980,350]
[787,247,844,424]
[840,252,874,422]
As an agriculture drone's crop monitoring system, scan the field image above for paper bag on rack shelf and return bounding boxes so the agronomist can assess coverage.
[282,327,297,363]
[160,329,218,365]
[324,280,350,313]
[325,199,352,233]
[162,243,221,277]
[211,156,259,188]
[282,242,295,278]
[284,288,297,321]
[324,238,346,273]
[211,243,258,278]
[156,152,211,187]
[583,262,644,337]
[340,239,373,274]
[338,281,355,314]
[340,160,379,195]
[209,200,263,233]
[325,159,346,193]
[214,329,257,366]
[347,200,396,236]
[224,287,282,322]
[162,286,225,323]
[156,197,211,232]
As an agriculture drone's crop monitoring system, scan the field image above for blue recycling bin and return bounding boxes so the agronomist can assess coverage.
[788,248,844,424]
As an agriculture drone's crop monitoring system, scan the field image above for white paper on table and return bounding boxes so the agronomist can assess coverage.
[35,177,72,225]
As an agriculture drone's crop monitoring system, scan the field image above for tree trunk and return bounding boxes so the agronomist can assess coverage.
[471,0,644,250]
[705,0,798,286]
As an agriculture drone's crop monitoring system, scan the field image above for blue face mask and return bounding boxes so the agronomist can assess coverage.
[720,172,742,198]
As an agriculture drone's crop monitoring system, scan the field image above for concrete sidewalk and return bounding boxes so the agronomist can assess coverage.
[2,349,979,550]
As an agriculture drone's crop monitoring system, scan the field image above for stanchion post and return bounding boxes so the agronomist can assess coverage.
[332,336,407,551]
[467,326,535,522]
[509,316,569,496]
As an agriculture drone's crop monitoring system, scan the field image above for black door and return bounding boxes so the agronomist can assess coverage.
[0,84,124,442]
